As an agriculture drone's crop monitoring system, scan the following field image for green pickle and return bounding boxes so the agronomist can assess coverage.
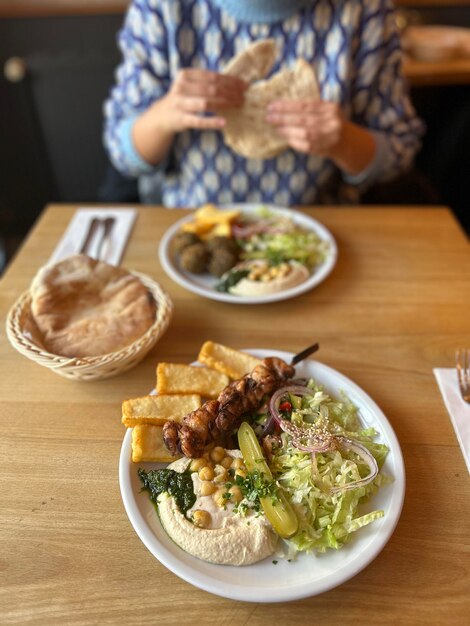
[238,422,298,538]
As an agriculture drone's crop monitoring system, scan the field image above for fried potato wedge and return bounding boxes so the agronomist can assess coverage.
[198,341,262,380]
[180,220,214,236]
[194,204,240,224]
[180,204,240,239]
[156,363,230,398]
[201,222,232,239]
[131,424,179,463]
[122,394,201,427]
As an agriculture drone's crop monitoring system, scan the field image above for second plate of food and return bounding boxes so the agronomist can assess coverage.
[158,204,337,304]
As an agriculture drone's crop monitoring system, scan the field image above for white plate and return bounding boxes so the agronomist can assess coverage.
[119,350,405,602]
[158,205,337,304]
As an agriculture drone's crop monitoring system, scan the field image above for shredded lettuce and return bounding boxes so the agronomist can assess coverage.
[234,207,330,269]
[270,379,391,555]
[241,230,329,269]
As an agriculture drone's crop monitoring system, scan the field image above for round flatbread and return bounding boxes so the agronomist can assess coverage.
[223,39,277,83]
[221,40,320,159]
[30,255,156,358]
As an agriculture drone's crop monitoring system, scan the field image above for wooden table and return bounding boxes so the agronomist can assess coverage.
[1,204,469,625]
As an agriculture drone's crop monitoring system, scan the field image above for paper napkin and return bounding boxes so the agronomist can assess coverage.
[434,368,470,474]
[49,208,137,266]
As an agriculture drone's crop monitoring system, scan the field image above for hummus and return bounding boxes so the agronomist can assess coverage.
[157,455,278,566]
[230,261,309,297]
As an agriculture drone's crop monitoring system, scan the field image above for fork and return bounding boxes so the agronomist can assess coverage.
[79,216,115,261]
[456,348,470,403]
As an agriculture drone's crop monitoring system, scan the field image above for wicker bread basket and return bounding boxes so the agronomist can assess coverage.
[6,271,173,381]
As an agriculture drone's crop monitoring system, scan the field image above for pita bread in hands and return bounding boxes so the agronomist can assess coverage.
[222,40,320,159]
[30,254,156,358]
[223,39,278,83]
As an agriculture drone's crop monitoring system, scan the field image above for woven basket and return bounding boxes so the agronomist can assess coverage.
[5,271,173,381]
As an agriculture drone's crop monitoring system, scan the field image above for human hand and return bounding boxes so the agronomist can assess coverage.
[154,68,248,134]
[265,100,345,158]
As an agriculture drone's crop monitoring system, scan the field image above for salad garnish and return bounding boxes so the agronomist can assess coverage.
[269,385,379,492]
[233,207,329,270]
[264,380,390,554]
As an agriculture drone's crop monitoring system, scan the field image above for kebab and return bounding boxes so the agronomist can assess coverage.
[163,345,319,458]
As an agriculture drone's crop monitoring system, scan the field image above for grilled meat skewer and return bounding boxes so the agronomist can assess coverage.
[163,357,295,458]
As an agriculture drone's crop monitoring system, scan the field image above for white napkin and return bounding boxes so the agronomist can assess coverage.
[434,368,470,474]
[49,208,137,266]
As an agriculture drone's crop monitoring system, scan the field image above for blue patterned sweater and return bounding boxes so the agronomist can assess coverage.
[103,0,423,207]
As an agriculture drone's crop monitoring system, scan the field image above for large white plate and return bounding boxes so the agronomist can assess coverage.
[119,350,405,603]
[158,205,337,304]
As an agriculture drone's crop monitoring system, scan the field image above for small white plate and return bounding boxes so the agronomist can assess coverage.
[158,205,337,304]
[119,350,405,603]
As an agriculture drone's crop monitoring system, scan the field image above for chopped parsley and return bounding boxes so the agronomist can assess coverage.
[225,469,280,516]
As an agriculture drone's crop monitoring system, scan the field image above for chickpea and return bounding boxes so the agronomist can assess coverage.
[229,485,243,503]
[235,468,247,479]
[213,469,228,483]
[192,509,212,529]
[210,446,225,463]
[221,456,233,469]
[214,488,229,508]
[198,465,214,481]
[231,457,245,470]
[279,263,290,277]
[189,458,206,472]
[199,481,216,496]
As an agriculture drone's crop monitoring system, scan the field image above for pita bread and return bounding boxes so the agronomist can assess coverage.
[222,41,320,159]
[223,39,277,83]
[30,255,156,358]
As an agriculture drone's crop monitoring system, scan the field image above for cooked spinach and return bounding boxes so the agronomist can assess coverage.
[215,268,250,292]
[138,468,196,514]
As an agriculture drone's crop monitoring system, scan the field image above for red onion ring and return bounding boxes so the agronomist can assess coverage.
[232,219,293,239]
[330,437,379,493]
[269,386,315,425]
[269,386,333,451]
[231,222,268,239]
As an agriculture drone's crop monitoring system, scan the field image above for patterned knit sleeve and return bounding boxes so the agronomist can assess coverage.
[103,0,170,177]
[349,0,424,184]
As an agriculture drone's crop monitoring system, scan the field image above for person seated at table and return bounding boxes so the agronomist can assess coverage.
[103,0,424,207]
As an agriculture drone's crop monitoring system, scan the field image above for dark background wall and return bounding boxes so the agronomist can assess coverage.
[0,6,469,273]
[0,14,123,269]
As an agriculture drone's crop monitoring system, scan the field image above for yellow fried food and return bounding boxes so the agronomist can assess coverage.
[194,204,240,224]
[156,363,229,398]
[180,220,214,237]
[180,204,240,239]
[198,341,262,380]
[131,424,179,463]
[201,222,232,239]
[122,394,201,427]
